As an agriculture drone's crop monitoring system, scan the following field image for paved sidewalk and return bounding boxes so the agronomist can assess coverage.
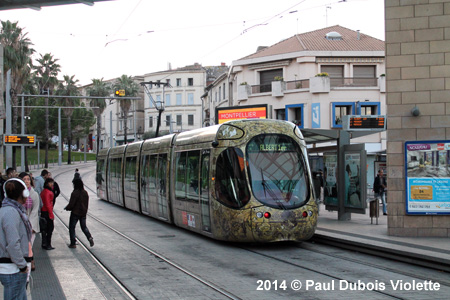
[315,203,450,269]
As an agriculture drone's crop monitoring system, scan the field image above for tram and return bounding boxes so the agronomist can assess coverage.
[96,119,318,242]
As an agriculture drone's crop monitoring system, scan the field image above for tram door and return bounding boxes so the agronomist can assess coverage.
[157,154,169,220]
[200,150,211,232]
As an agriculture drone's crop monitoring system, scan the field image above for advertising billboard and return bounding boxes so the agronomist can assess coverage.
[216,105,268,124]
[405,140,450,215]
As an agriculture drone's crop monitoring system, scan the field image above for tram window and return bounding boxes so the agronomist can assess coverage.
[175,152,187,200]
[246,134,309,209]
[125,157,137,182]
[148,155,158,192]
[186,151,200,201]
[215,147,250,209]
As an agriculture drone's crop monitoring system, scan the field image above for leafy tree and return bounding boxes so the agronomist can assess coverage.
[113,75,139,144]
[31,53,61,168]
[56,75,80,164]
[87,78,110,154]
[0,20,34,168]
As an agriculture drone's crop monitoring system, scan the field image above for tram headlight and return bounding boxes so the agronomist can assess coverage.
[256,212,263,218]
[264,212,271,219]
[302,211,308,218]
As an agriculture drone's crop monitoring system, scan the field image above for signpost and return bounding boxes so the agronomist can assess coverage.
[4,135,36,146]
[342,115,386,131]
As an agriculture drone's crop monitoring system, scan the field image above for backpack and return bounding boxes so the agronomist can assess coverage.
[73,172,81,181]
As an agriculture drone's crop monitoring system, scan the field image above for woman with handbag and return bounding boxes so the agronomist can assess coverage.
[40,178,55,250]
[18,173,39,272]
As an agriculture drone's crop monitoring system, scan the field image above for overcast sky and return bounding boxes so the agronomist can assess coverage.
[0,0,384,86]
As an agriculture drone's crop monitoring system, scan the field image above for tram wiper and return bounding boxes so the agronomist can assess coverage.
[261,168,286,210]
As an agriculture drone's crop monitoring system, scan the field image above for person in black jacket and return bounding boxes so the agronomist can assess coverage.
[373,169,387,215]
[48,172,60,207]
[65,178,94,248]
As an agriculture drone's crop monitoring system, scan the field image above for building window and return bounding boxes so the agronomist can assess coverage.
[119,120,123,130]
[332,102,355,128]
[166,79,171,85]
[223,83,226,99]
[321,65,344,87]
[215,92,217,102]
[358,102,380,115]
[177,115,182,126]
[275,109,286,120]
[258,68,283,93]
[149,116,153,128]
[353,65,377,86]
[188,78,194,86]
[165,115,171,126]
[188,114,194,126]
[166,94,171,106]
[156,95,161,107]
[188,93,194,105]
[176,93,182,105]
[219,87,222,101]
[176,78,181,87]
[285,104,304,128]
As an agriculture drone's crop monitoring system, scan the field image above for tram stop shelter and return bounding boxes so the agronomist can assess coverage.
[301,125,385,221]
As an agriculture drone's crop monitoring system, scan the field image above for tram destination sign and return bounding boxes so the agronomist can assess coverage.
[342,115,386,131]
[3,135,36,146]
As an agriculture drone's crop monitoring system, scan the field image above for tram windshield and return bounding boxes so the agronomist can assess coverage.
[246,134,310,209]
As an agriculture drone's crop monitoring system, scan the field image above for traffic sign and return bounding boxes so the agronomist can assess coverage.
[3,135,36,146]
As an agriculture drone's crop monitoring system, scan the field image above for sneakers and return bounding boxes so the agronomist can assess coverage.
[68,244,76,249]
[89,237,94,247]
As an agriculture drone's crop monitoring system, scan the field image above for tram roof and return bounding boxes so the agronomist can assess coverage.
[0,0,112,11]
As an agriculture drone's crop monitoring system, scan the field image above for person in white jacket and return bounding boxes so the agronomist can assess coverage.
[18,173,40,273]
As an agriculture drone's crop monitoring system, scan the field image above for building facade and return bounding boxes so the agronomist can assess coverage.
[225,26,386,151]
[143,63,227,135]
[385,0,450,237]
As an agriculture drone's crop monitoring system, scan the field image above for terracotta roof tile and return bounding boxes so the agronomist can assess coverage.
[240,25,385,60]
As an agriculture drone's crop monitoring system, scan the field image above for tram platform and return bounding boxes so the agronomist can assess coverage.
[315,204,450,271]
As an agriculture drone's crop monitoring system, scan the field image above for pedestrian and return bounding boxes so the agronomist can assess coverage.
[73,169,81,182]
[65,178,94,248]
[18,172,40,273]
[33,169,48,197]
[373,169,387,215]
[0,178,32,300]
[47,172,60,207]
[0,168,18,205]
[40,178,55,250]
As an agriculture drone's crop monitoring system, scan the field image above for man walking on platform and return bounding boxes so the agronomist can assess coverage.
[373,169,387,215]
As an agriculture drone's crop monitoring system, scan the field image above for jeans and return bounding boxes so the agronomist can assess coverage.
[376,191,387,214]
[69,213,92,246]
[0,272,28,300]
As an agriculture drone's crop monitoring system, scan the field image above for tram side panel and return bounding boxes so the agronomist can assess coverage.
[123,141,143,213]
[170,130,218,237]
[96,148,109,201]
[140,135,175,223]
[107,145,127,207]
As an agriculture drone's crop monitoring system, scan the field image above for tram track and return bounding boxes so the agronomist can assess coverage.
[52,166,242,300]
[239,245,410,300]
[299,241,450,286]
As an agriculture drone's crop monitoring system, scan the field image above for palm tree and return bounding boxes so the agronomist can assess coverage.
[87,78,109,154]
[32,53,61,168]
[0,20,34,168]
[113,75,139,144]
[56,75,80,164]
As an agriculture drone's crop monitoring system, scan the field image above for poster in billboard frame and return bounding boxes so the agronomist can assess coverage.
[405,140,450,215]
[215,104,269,124]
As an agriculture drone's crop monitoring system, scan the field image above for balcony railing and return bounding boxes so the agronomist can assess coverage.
[330,77,378,88]
[251,84,272,94]
[286,79,310,90]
